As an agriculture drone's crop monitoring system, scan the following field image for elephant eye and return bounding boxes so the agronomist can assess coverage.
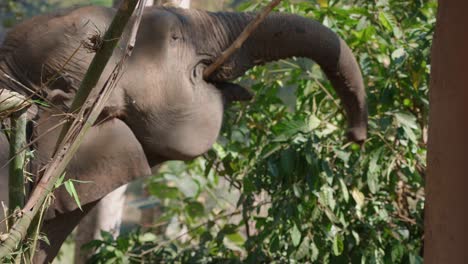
[170,30,184,43]
[191,62,206,84]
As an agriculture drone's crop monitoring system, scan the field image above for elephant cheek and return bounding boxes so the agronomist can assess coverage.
[142,98,224,162]
[167,104,224,160]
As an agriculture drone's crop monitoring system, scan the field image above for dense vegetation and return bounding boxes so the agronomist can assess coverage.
[1,0,435,263]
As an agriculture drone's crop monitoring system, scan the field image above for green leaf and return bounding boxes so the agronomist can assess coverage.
[394,112,418,129]
[293,183,302,198]
[185,201,205,218]
[351,188,365,208]
[280,148,295,176]
[367,149,382,194]
[332,233,344,256]
[100,230,114,242]
[335,149,351,164]
[226,232,245,246]
[319,186,336,210]
[311,241,319,262]
[54,172,66,189]
[391,244,405,262]
[273,119,307,140]
[392,48,406,63]
[378,11,394,32]
[64,180,82,211]
[409,254,424,264]
[339,178,349,202]
[290,224,301,247]
[308,115,321,130]
[148,182,180,199]
[402,125,418,143]
[292,236,311,260]
[352,230,360,245]
[378,10,402,37]
[140,233,157,242]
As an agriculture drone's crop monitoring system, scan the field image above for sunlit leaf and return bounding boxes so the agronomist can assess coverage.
[64,180,82,211]
[332,233,344,256]
[290,224,301,247]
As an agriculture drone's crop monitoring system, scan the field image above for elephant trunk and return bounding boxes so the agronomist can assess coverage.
[189,10,367,143]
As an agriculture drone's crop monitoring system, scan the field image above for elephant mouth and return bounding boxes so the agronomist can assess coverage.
[213,82,254,103]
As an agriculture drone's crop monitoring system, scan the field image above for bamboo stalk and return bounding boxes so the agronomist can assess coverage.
[0,89,31,228]
[8,109,28,216]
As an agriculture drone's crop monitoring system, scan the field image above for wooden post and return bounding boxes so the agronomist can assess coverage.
[425,1,468,262]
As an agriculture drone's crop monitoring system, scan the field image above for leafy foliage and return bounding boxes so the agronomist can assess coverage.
[86,0,434,263]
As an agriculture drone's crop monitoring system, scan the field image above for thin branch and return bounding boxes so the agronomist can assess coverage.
[128,0,147,52]
[3,73,64,115]
[203,0,283,79]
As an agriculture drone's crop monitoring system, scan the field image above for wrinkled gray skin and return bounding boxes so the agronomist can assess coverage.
[0,5,367,263]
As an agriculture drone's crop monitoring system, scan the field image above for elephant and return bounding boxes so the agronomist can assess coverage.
[0,4,367,263]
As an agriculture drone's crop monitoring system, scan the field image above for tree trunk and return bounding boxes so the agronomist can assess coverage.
[425,1,468,262]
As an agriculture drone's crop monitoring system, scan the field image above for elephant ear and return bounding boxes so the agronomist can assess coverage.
[34,113,151,216]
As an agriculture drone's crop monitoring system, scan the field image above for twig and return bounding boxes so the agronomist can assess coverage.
[203,0,283,79]
[3,73,64,114]
[0,0,142,259]
[128,0,147,52]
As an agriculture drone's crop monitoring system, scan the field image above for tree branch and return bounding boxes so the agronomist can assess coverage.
[203,0,283,79]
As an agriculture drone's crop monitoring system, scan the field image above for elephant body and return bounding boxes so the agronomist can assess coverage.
[0,5,367,263]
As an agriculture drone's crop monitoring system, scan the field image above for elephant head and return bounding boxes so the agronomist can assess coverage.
[119,7,367,165]
[0,5,367,262]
